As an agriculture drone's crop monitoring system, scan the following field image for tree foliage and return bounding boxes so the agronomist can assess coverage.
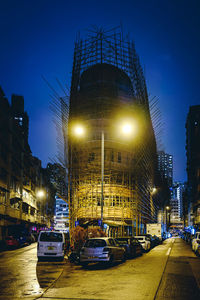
[70,226,107,252]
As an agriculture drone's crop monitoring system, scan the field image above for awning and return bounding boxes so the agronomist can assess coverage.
[104,220,131,227]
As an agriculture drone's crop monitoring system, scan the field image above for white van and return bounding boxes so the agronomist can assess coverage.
[37,231,65,261]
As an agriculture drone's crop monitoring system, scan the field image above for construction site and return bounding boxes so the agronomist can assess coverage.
[62,27,160,237]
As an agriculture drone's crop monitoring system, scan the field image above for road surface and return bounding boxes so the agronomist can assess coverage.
[0,238,199,300]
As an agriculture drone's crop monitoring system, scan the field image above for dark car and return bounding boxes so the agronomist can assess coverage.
[5,235,20,248]
[152,235,160,246]
[143,234,157,248]
[17,235,29,247]
[115,237,143,258]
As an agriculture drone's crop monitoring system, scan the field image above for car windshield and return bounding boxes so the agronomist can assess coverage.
[40,232,63,242]
[84,239,107,248]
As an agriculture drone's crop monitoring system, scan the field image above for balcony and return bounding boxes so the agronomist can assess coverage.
[6,206,21,219]
[10,191,21,199]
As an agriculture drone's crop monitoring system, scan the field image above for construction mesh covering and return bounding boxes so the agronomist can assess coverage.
[68,27,159,236]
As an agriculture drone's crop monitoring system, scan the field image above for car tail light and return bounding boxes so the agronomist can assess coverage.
[103,247,111,254]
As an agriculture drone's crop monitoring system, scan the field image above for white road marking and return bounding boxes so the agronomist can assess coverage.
[166,247,171,256]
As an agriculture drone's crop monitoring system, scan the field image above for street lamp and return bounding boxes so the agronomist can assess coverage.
[73,125,85,137]
[165,206,170,232]
[36,189,46,225]
[37,190,45,198]
[152,187,157,194]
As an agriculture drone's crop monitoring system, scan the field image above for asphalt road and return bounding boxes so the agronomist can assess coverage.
[0,238,199,300]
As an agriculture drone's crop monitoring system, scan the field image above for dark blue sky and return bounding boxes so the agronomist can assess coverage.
[1,0,200,182]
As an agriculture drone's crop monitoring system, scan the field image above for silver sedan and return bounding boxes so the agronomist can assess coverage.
[80,237,126,266]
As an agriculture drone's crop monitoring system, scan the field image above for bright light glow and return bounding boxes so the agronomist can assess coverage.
[37,190,45,198]
[122,123,132,134]
[152,187,157,194]
[120,120,137,138]
[73,125,84,136]
[166,206,170,210]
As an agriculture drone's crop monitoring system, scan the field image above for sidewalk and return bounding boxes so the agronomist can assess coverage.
[155,238,200,300]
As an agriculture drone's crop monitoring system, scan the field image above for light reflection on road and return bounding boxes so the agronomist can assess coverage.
[0,243,64,299]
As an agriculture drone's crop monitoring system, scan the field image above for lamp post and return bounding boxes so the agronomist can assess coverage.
[36,189,46,226]
[165,206,170,232]
[101,130,104,228]
[71,120,137,230]
[72,125,105,229]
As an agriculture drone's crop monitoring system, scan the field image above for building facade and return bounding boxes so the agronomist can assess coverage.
[170,182,184,226]
[0,87,53,245]
[68,28,159,237]
[54,196,69,233]
[157,151,173,188]
[186,105,200,228]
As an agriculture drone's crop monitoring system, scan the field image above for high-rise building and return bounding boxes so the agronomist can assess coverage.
[157,151,173,187]
[54,196,69,233]
[186,105,200,227]
[11,95,29,145]
[68,28,159,236]
[170,182,184,225]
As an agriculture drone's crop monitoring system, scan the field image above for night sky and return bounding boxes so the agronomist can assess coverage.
[0,0,200,182]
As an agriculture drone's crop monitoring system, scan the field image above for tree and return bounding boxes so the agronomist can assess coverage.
[70,226,107,252]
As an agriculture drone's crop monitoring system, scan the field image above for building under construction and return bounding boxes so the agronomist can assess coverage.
[68,27,159,236]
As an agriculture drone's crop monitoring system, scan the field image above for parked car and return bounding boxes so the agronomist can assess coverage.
[115,237,143,258]
[143,234,156,248]
[80,237,126,266]
[5,234,28,248]
[5,235,20,248]
[152,235,161,246]
[192,232,200,253]
[18,234,28,247]
[134,235,151,251]
[37,231,65,261]
[196,244,200,257]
